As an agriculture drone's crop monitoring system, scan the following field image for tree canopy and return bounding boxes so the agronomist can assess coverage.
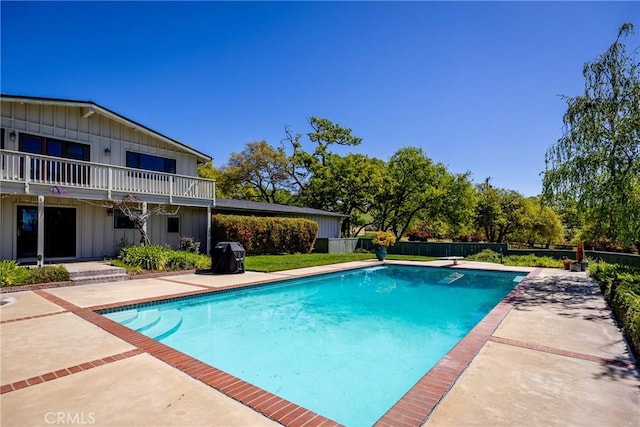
[543,23,640,246]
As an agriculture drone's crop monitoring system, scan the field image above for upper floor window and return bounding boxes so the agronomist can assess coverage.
[126,151,176,174]
[18,133,90,184]
[19,133,90,161]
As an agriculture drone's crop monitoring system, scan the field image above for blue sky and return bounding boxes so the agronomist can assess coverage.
[1,1,638,197]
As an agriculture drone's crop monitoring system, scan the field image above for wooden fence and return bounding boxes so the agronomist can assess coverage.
[315,238,640,266]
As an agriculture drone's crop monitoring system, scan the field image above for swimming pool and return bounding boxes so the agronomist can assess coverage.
[103,265,525,426]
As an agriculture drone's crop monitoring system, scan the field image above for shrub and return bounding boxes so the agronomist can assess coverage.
[212,214,318,255]
[28,266,70,284]
[0,260,31,286]
[590,262,640,359]
[466,250,563,268]
[116,246,211,272]
[453,234,483,242]
[407,226,432,241]
[467,249,502,263]
[584,238,637,254]
[109,259,143,274]
[179,236,201,253]
[354,248,371,254]
[504,254,563,268]
[0,261,70,287]
[166,250,210,270]
[118,245,171,271]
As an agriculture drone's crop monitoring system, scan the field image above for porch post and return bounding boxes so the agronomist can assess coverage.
[141,201,148,244]
[206,204,212,256]
[37,195,44,267]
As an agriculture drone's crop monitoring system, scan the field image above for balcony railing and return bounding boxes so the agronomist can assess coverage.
[0,149,215,202]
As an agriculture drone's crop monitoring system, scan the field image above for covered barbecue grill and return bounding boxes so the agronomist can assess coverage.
[211,241,246,274]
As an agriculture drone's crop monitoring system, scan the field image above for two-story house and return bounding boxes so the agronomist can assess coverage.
[0,95,345,266]
[0,94,217,266]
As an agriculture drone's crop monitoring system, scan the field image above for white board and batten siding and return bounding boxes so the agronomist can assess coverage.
[1,101,201,175]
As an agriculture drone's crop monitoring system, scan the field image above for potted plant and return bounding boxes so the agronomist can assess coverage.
[576,241,589,271]
[570,241,585,272]
[372,231,396,261]
[562,256,571,270]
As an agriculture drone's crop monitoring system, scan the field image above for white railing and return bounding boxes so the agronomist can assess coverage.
[0,149,215,201]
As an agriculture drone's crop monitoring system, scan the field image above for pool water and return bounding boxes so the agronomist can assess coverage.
[104,265,524,426]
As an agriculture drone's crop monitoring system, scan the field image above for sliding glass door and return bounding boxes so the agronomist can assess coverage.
[16,206,76,259]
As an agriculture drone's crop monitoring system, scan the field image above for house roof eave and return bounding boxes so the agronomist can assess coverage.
[0,94,212,163]
[214,199,347,218]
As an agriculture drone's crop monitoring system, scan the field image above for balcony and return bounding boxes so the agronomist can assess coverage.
[0,150,215,206]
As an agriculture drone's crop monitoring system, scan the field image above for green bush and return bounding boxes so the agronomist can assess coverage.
[109,259,143,274]
[467,249,503,263]
[117,246,211,272]
[0,260,70,287]
[118,245,171,270]
[466,249,563,268]
[166,250,211,270]
[589,262,640,359]
[179,236,201,253]
[504,254,563,268]
[27,266,70,284]
[212,214,318,255]
[0,260,31,286]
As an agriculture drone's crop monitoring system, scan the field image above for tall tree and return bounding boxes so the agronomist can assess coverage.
[283,117,363,201]
[542,23,640,246]
[222,141,293,204]
[512,198,564,248]
[197,161,230,198]
[474,181,527,243]
[305,153,385,235]
[371,147,453,239]
[306,117,363,167]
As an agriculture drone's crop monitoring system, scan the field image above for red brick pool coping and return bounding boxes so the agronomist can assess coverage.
[2,266,549,426]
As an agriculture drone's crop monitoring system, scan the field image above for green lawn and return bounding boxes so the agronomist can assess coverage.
[245,253,437,272]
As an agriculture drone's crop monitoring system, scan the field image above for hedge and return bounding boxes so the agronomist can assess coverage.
[117,245,210,271]
[212,214,318,255]
[589,262,640,360]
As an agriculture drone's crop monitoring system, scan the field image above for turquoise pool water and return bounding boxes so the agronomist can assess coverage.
[103,265,525,426]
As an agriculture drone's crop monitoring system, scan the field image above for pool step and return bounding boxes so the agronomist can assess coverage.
[142,309,183,339]
[106,309,138,324]
[125,309,161,331]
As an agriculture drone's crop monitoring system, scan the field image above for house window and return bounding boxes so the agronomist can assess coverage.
[167,217,180,233]
[114,210,137,229]
[18,133,91,184]
[19,134,90,161]
[126,151,176,174]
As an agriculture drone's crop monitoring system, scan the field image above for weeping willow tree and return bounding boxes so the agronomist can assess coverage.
[543,23,640,247]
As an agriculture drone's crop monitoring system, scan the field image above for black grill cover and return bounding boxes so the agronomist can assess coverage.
[211,242,245,274]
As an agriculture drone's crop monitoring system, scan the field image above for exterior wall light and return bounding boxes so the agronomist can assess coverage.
[9,131,16,141]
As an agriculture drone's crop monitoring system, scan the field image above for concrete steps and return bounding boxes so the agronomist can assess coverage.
[65,262,129,284]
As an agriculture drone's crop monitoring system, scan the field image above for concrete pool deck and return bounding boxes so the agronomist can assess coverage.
[1,260,639,426]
